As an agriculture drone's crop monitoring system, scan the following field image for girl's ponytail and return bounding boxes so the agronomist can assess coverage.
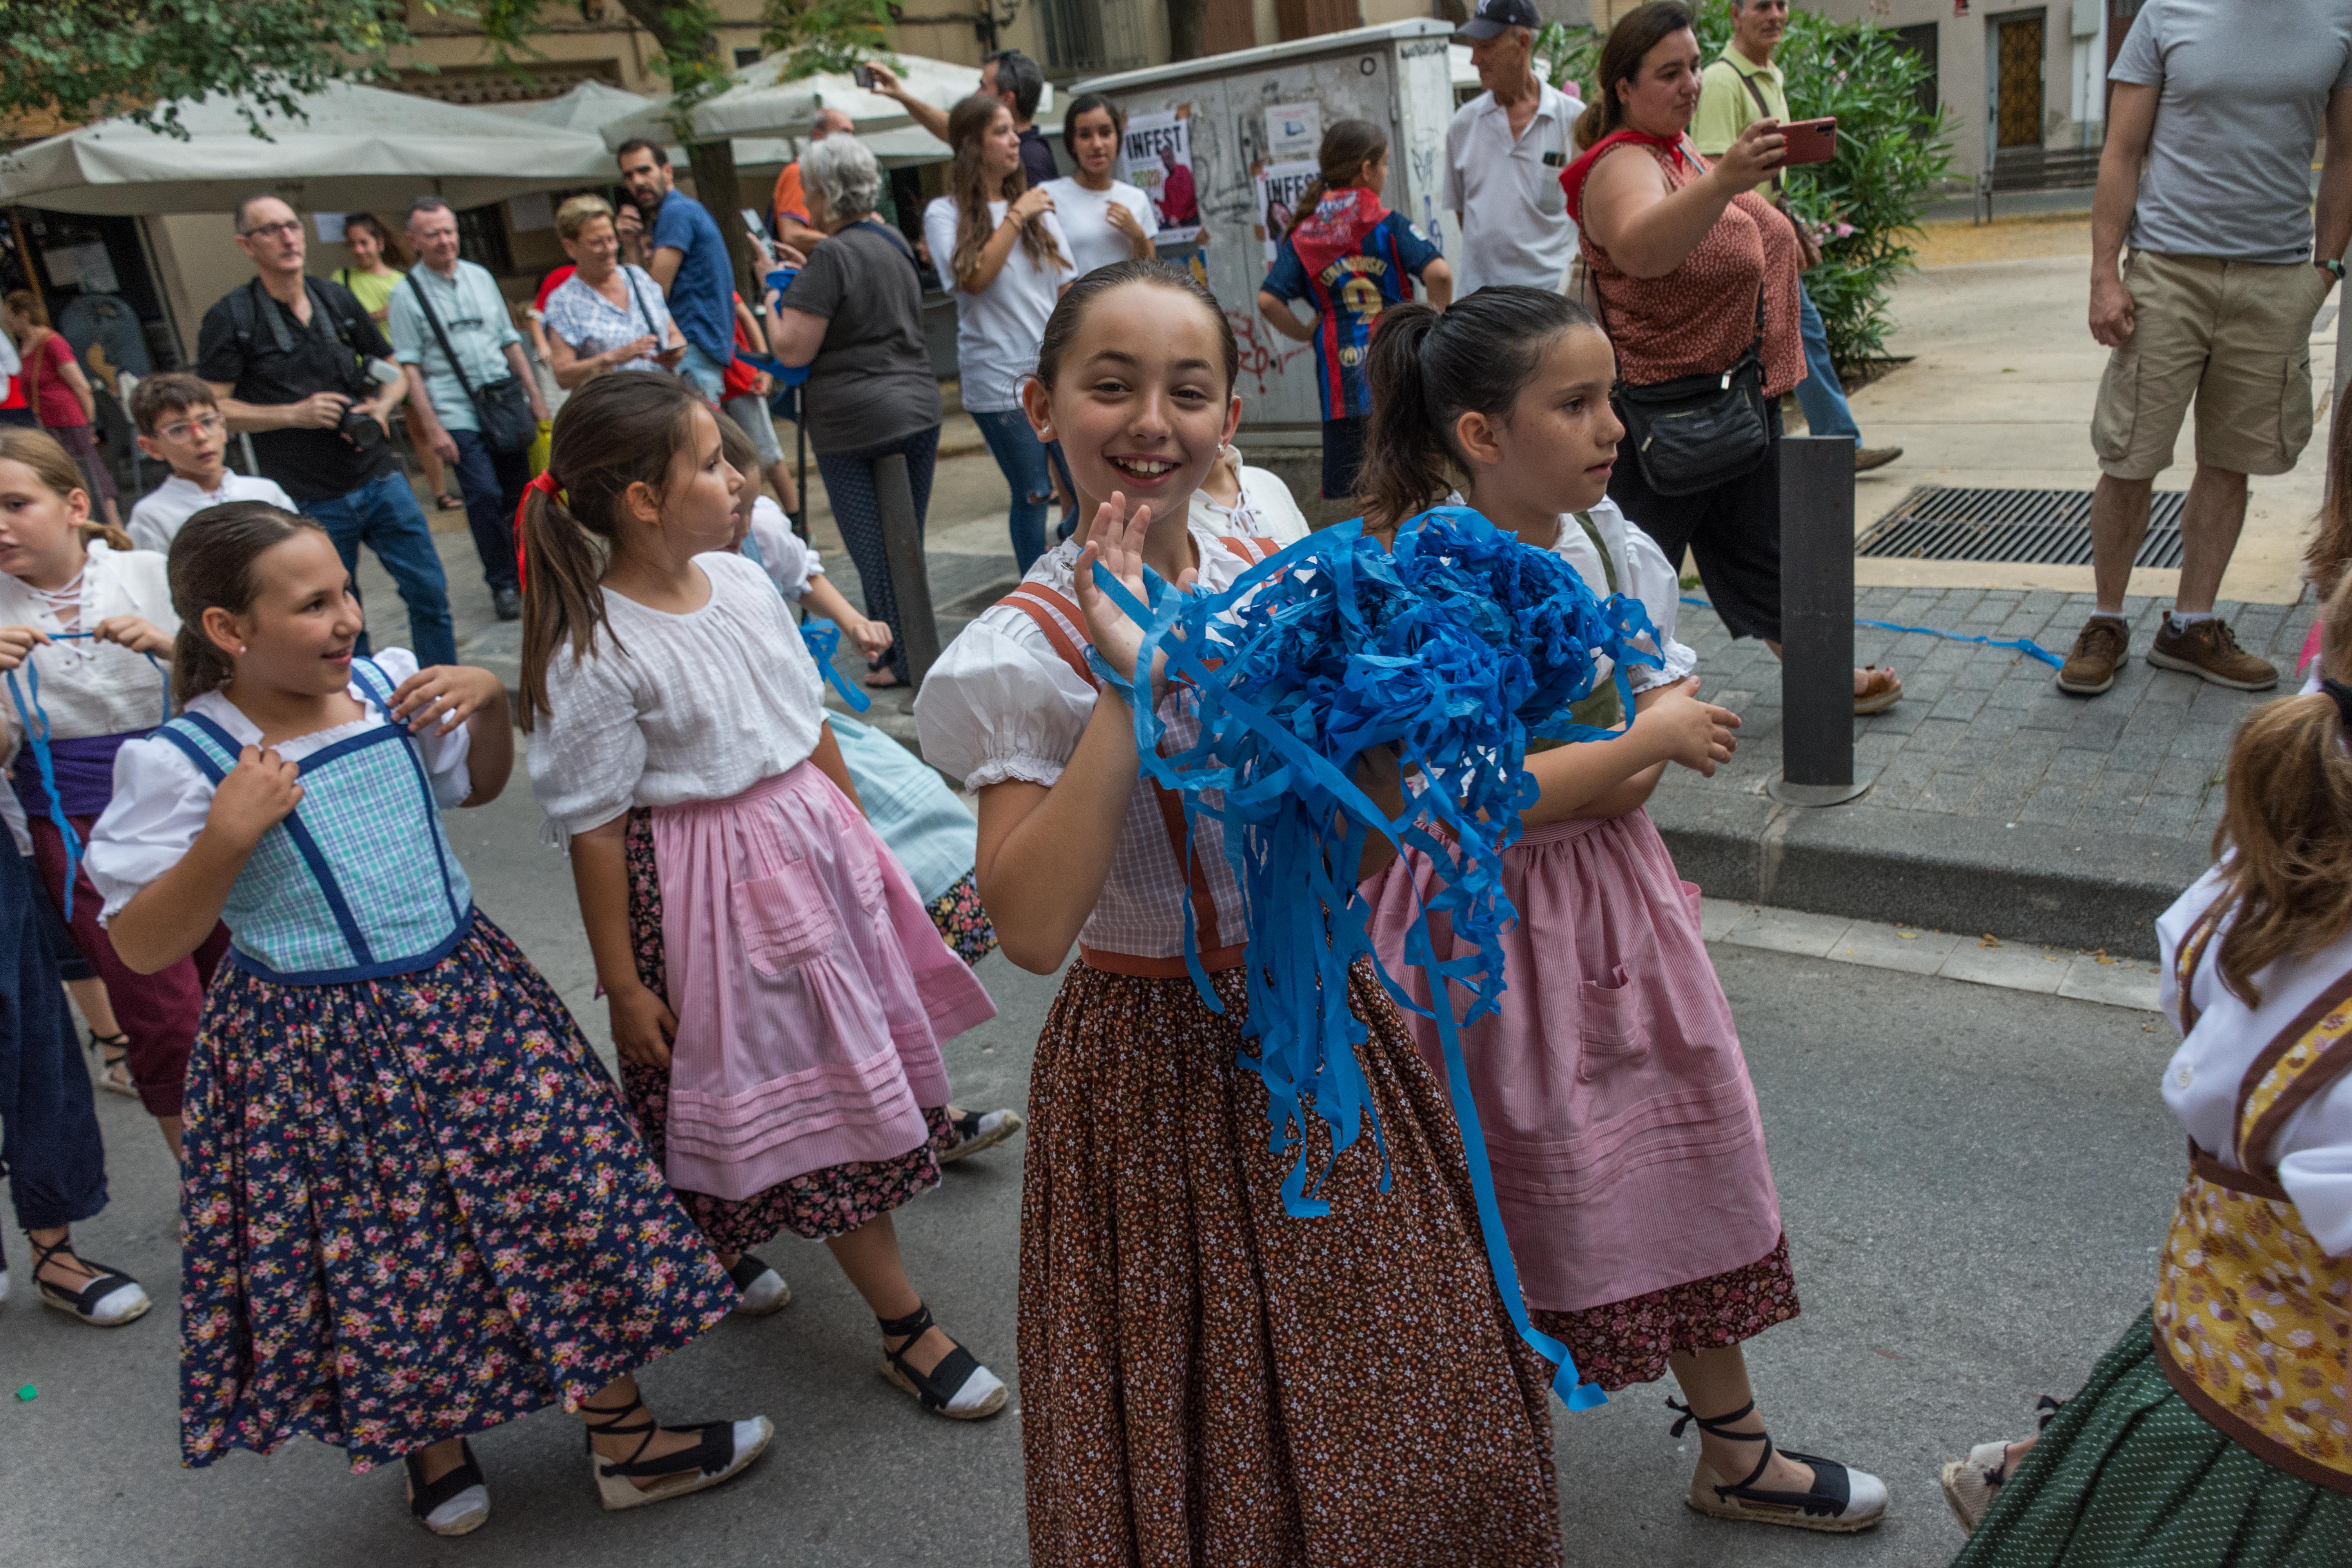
[2209,572,2352,1004]
[1283,118,1389,240]
[81,519,135,553]
[516,371,706,732]
[1356,303,1449,532]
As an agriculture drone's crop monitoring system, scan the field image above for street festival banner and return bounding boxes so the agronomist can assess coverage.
[1123,109,1201,246]
[1253,158,1319,265]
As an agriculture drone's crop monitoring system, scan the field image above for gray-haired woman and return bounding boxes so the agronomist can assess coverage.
[764,133,945,689]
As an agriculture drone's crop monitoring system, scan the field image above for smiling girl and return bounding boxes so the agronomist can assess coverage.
[87,499,765,1531]
[0,428,223,1158]
[1042,94,1158,278]
[1358,287,1888,1534]
[522,372,1005,1423]
[913,259,1563,1564]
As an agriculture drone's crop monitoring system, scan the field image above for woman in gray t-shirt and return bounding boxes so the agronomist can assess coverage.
[765,134,946,689]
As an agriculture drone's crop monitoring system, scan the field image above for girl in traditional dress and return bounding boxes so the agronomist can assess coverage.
[521,373,1005,1418]
[0,427,224,1155]
[88,501,767,1534]
[912,258,1563,1566]
[1357,286,1888,1533]
[1938,573,2352,1564]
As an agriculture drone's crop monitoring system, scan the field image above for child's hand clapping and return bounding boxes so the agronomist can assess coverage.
[1633,677,1741,776]
[209,745,304,848]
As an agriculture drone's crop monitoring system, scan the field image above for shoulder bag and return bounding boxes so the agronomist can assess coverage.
[1598,283,1771,498]
[406,269,537,454]
[1737,69,1822,272]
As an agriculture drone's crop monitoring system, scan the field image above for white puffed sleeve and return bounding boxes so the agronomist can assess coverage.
[364,648,475,807]
[913,619,1093,790]
[748,497,822,601]
[1240,466,1312,546]
[88,735,215,922]
[526,632,651,837]
[1617,523,1699,692]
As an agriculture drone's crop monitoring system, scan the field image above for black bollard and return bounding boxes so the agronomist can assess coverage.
[1768,433,1873,806]
[875,451,941,689]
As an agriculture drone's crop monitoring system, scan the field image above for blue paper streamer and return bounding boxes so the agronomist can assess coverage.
[1092,507,1664,1410]
[1677,597,2065,670]
[5,632,171,921]
[799,621,873,713]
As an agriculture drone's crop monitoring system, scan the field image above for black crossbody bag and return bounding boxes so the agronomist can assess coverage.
[406,270,537,454]
[1600,288,1771,498]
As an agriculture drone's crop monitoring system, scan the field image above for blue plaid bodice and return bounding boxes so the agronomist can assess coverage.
[157,659,475,985]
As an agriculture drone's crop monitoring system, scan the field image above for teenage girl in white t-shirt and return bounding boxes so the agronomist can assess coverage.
[922,94,1074,577]
[1041,94,1159,278]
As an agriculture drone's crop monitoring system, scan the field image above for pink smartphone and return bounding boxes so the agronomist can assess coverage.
[1779,117,1837,166]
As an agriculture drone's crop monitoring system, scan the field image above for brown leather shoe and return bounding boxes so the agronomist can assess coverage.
[2055,616,2129,695]
[1853,446,1902,472]
[2147,615,2277,691]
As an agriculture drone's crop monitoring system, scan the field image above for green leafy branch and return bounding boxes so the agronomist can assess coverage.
[760,0,900,84]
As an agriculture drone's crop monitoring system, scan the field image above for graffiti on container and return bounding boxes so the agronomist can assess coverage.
[1227,311,1309,397]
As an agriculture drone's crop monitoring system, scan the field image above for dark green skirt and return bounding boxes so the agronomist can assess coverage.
[1955,1307,2352,1567]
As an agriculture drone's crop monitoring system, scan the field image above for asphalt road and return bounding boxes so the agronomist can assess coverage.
[0,764,2184,1568]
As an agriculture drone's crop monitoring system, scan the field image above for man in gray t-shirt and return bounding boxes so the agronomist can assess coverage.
[2055,0,2352,701]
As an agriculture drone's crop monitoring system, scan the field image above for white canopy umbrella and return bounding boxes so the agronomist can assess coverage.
[507,78,949,170]
[597,51,1029,160]
[0,82,619,217]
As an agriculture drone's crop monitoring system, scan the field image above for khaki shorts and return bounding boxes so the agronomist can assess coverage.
[2090,250,2328,481]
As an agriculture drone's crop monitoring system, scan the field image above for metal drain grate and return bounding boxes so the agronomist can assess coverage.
[1854,487,2185,568]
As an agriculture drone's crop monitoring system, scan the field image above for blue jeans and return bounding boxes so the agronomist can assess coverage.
[301,470,457,668]
[971,408,1066,573]
[448,427,528,595]
[1793,282,1862,446]
[0,847,108,1235]
[679,339,729,402]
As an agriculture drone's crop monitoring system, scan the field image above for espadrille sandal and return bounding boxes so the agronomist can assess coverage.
[877,1302,1006,1419]
[580,1395,771,1511]
[937,1107,1025,1165]
[405,1439,490,1537]
[725,1253,791,1316]
[1669,1397,1887,1533]
[88,1031,136,1098]
[1939,1395,2063,1534]
[30,1234,150,1327]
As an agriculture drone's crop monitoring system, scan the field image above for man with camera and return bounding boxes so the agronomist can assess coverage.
[198,194,455,666]
[389,196,547,622]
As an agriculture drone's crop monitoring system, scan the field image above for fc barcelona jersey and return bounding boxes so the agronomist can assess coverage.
[1262,212,1443,421]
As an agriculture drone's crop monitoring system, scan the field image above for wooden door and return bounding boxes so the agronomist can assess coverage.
[1204,0,1258,54]
[1996,13,2045,149]
[1278,0,1363,42]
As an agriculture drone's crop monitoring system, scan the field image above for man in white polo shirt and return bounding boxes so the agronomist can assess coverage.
[1443,0,1583,296]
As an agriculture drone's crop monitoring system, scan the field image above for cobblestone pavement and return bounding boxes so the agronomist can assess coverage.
[1665,584,2321,842]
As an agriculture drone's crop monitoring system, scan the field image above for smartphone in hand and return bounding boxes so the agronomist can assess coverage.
[852,63,876,90]
[1779,117,1837,166]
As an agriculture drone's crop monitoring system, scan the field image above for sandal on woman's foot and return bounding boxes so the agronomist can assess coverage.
[30,1235,150,1327]
[1669,1397,1887,1533]
[725,1253,791,1316]
[937,1107,1025,1165]
[1854,666,1903,715]
[435,492,462,512]
[580,1396,771,1512]
[87,1031,136,1098]
[405,1439,490,1536]
[877,1303,1006,1420]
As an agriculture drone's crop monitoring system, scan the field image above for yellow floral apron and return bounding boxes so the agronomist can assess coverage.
[2152,906,2352,1493]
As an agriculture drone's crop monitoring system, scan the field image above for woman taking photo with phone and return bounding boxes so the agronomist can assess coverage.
[1564,0,1900,714]
[1042,94,1158,278]
[922,94,1074,577]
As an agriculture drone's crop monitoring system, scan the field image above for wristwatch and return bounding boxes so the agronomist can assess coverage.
[2323,258,2347,281]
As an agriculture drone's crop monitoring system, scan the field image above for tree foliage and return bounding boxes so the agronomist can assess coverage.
[1532,5,1950,371]
[760,0,900,84]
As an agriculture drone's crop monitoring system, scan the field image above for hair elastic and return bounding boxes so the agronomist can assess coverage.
[2323,678,2352,729]
[514,469,564,592]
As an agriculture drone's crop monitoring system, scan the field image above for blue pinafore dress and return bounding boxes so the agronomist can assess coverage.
[163,661,733,1472]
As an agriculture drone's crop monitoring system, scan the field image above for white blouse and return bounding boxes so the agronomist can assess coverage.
[527,551,826,837]
[1188,465,1311,547]
[0,542,178,752]
[746,496,823,602]
[87,648,472,922]
[2160,867,2352,1256]
[914,522,1268,959]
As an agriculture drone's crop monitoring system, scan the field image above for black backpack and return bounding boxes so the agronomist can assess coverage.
[224,277,374,398]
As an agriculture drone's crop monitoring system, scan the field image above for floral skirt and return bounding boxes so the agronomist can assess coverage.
[178,912,733,1472]
[1022,958,1562,1567]
[620,808,949,1249]
[1528,1234,1800,1392]
[926,871,997,966]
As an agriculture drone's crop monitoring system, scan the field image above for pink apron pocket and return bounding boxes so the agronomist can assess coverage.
[1575,964,1660,1122]
[731,860,832,974]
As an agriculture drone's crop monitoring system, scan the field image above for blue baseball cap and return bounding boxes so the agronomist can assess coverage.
[1458,0,1541,40]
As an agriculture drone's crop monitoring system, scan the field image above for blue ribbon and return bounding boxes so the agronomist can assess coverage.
[1093,508,1660,1409]
[1677,597,2066,670]
[799,621,872,713]
[5,632,172,920]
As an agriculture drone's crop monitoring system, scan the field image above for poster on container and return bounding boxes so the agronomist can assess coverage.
[1123,109,1201,245]
[1252,160,1320,265]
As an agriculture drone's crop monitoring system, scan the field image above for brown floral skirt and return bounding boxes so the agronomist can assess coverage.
[1022,958,1563,1568]
[1530,1234,1801,1392]
[619,808,950,1250]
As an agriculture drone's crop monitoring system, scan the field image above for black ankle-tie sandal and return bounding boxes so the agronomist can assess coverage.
[876,1302,1006,1420]
[87,1031,135,1098]
[937,1107,1025,1165]
[1668,1397,1888,1533]
[404,1439,490,1536]
[29,1234,150,1327]
[579,1393,771,1511]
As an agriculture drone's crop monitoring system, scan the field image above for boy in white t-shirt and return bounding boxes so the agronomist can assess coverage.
[125,373,295,555]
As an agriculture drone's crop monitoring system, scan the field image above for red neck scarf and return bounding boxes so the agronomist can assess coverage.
[1289,187,1391,277]
[1560,129,1695,225]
